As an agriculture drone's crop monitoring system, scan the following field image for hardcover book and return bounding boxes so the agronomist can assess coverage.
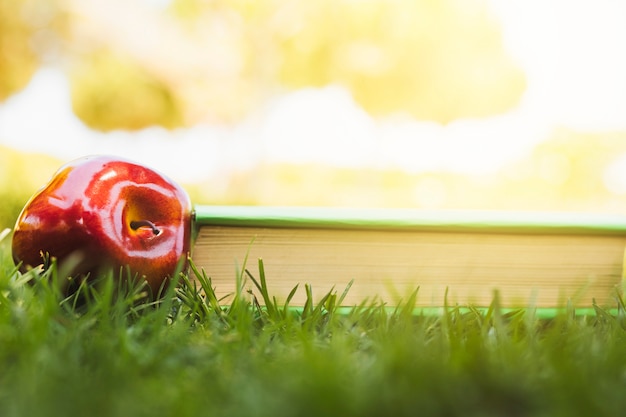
[191,206,626,309]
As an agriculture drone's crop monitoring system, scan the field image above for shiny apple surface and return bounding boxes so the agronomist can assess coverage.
[12,155,192,295]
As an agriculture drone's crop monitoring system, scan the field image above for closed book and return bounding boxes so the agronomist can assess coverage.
[191,206,626,309]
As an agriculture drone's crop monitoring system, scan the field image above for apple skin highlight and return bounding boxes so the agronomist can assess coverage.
[12,155,192,296]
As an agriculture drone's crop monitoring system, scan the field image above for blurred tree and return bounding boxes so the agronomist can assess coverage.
[271,0,525,122]
[172,0,525,123]
[2,0,525,128]
[0,0,67,101]
[0,0,39,101]
[70,49,183,130]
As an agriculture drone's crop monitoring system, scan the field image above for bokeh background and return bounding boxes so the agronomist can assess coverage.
[2,0,626,229]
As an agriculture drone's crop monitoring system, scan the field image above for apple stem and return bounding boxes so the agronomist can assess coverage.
[130,220,161,236]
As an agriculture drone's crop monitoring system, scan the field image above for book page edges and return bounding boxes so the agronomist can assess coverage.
[191,224,626,309]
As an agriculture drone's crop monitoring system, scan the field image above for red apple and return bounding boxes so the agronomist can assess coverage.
[12,155,192,296]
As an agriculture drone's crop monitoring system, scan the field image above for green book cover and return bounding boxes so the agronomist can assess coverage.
[193,205,626,234]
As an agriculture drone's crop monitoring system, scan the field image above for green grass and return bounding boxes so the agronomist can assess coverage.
[2,232,626,417]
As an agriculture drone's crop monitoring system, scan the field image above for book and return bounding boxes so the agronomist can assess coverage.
[190,206,626,309]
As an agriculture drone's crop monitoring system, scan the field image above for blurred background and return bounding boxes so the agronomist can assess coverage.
[1,0,626,229]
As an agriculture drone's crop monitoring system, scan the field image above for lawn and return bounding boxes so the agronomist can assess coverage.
[1,232,626,417]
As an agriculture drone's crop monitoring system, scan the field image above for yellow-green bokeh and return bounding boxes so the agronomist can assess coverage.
[70,50,184,131]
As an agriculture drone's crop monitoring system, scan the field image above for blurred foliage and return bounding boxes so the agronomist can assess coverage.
[499,130,626,210]
[0,0,39,101]
[0,0,67,101]
[70,50,184,130]
[0,146,62,229]
[1,0,525,127]
[170,0,525,123]
[271,0,525,122]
